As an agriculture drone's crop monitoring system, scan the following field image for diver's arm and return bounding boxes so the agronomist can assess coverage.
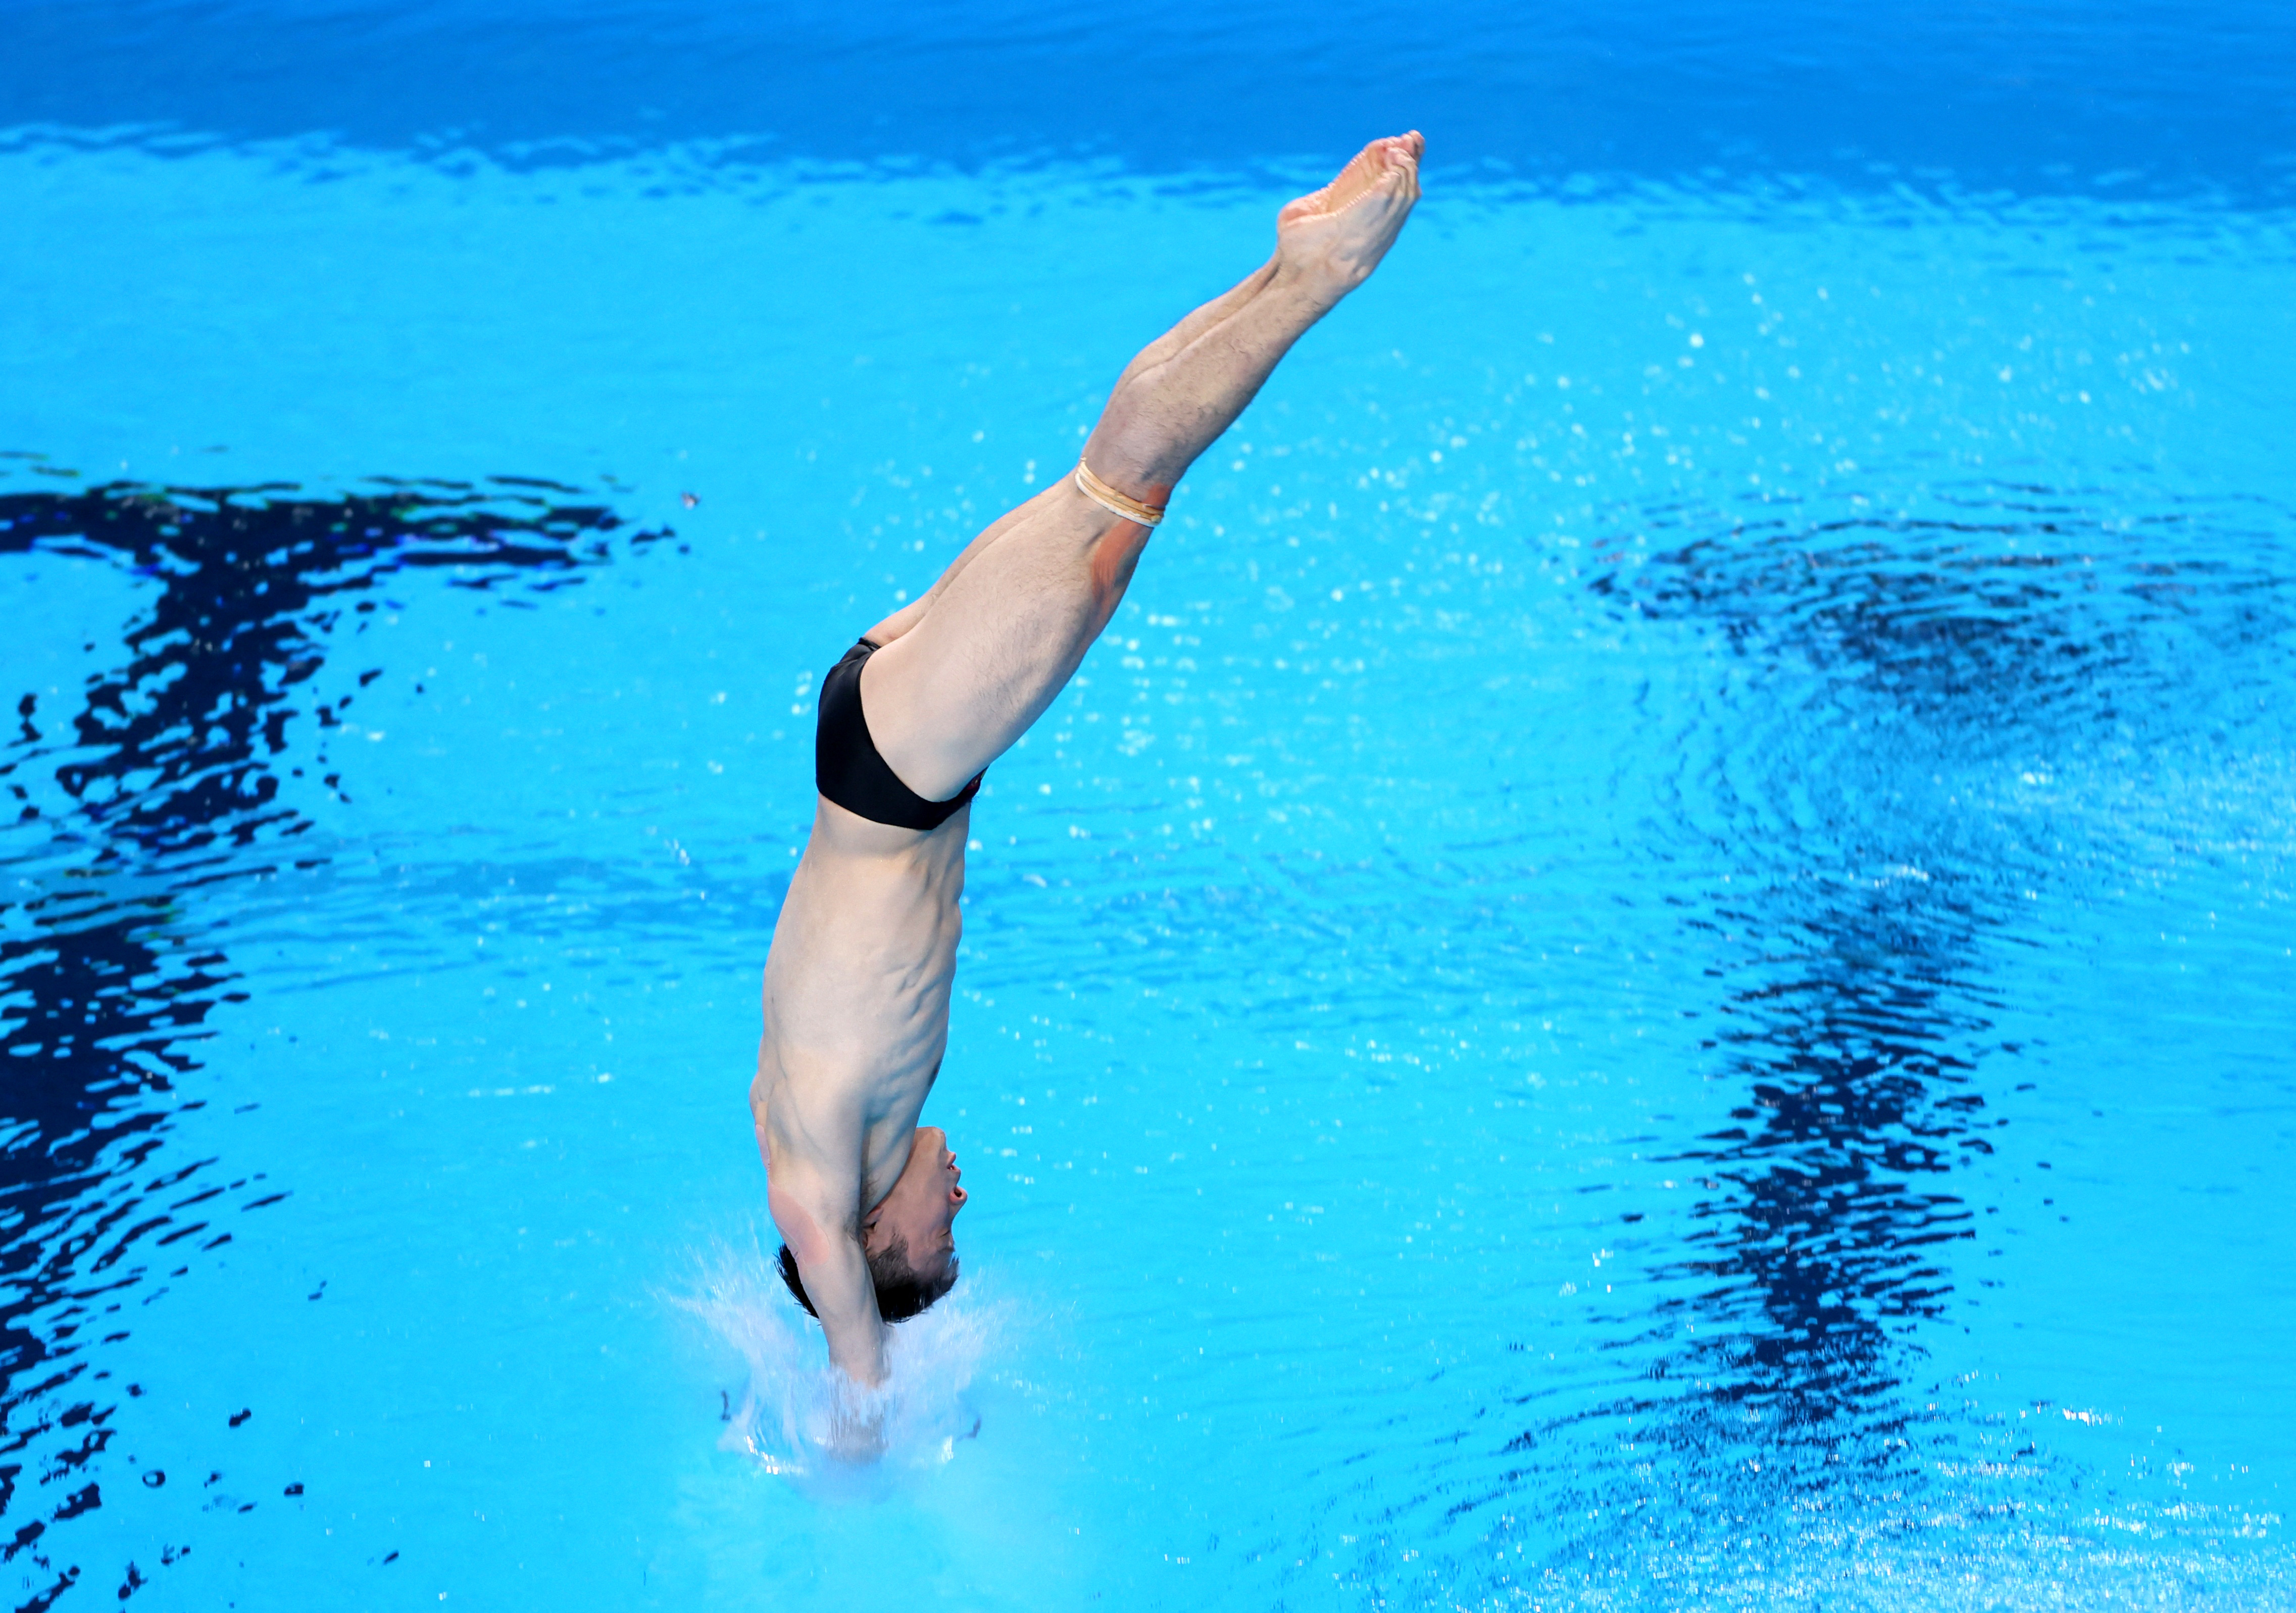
[766,1163,888,1387]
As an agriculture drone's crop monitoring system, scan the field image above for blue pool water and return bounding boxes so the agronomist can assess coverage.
[3,2,2293,1607]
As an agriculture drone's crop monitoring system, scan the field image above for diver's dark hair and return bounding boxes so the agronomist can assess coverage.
[778,1240,957,1324]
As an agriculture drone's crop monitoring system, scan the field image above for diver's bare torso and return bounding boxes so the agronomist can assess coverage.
[751,799,970,1215]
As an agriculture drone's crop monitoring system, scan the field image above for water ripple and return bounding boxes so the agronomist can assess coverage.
[0,477,659,1582]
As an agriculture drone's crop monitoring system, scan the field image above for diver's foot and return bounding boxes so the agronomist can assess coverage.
[1276,131,1423,301]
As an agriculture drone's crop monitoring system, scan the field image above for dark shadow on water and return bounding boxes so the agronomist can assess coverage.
[1652,877,1991,1415]
[1417,477,2296,1594]
[0,476,663,1594]
[1612,477,2294,1427]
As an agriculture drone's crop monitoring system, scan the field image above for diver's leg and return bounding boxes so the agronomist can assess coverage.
[851,257,1301,657]
[858,132,1423,801]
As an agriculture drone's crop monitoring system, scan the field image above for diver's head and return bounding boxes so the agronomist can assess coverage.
[778,1126,965,1323]
[863,1125,966,1313]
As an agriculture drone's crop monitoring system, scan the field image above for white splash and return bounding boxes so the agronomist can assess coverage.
[673,1237,993,1488]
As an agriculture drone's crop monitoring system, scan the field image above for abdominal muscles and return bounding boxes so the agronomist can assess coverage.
[756,811,968,1183]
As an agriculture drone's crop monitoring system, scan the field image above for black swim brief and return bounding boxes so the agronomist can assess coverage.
[815,639,982,832]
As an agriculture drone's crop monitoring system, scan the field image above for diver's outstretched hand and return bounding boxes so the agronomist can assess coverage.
[1276,132,1424,301]
[820,1395,888,1465]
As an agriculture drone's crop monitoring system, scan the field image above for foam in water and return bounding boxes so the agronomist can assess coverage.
[674,1236,994,1490]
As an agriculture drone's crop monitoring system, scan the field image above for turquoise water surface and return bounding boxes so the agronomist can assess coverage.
[3,3,2293,1608]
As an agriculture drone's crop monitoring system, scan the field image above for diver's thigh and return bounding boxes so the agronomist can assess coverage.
[860,495,1116,798]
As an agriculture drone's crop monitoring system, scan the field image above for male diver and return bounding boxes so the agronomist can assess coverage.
[753,132,1423,1388]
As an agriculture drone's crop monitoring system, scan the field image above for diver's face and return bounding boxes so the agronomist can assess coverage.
[865,1126,967,1266]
